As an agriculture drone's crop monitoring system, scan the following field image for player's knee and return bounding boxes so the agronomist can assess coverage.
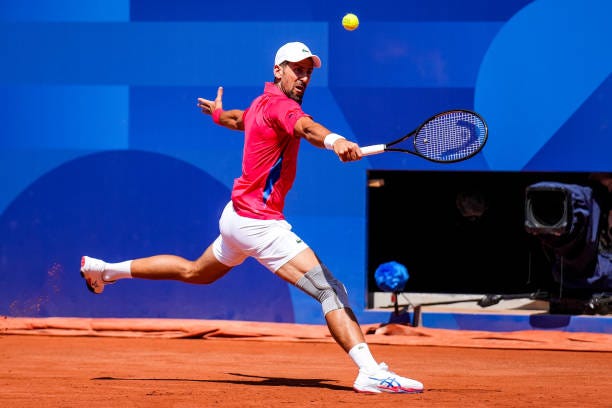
[295,264,350,315]
[182,263,216,284]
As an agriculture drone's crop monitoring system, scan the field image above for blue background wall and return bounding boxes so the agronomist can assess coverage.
[0,0,610,324]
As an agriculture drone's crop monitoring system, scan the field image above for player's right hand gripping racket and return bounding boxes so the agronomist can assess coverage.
[360,110,488,163]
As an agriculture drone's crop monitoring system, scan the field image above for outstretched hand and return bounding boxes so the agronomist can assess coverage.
[197,86,224,115]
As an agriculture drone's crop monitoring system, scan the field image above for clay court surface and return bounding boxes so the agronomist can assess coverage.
[1,317,611,407]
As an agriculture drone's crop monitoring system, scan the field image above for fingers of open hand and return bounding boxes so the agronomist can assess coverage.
[216,86,224,103]
[197,97,215,115]
[212,86,224,111]
[197,87,224,115]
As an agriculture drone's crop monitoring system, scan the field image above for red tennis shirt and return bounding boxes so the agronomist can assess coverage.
[231,82,310,220]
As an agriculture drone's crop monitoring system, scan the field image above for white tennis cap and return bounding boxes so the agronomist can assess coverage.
[274,42,322,68]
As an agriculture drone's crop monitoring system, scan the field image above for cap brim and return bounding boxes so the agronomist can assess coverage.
[310,55,322,68]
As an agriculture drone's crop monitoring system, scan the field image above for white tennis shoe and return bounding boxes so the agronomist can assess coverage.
[353,363,423,394]
[80,256,114,294]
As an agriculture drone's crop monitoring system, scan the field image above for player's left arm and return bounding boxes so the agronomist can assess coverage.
[294,116,362,162]
[215,109,245,131]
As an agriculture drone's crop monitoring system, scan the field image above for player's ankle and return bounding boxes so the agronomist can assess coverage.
[102,260,133,282]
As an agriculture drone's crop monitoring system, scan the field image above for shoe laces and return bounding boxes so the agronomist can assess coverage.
[362,362,396,378]
[378,362,395,376]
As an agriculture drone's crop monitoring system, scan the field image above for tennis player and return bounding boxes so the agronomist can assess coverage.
[81,41,424,394]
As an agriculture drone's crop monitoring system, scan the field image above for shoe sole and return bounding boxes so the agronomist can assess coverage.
[353,388,379,394]
[81,271,98,294]
[353,386,423,394]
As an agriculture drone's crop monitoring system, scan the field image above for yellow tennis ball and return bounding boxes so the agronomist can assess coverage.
[342,13,359,31]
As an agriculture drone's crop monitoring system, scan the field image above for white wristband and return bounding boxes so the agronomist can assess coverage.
[324,133,346,150]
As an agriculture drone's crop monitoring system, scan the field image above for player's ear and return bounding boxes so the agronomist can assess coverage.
[273,64,283,80]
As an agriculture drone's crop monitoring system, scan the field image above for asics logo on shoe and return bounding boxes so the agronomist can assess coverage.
[369,376,414,393]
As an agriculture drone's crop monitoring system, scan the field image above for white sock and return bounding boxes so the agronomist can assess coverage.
[348,343,379,372]
[102,260,133,282]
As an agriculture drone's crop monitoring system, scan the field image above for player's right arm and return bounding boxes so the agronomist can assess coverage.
[294,116,362,162]
[197,86,245,131]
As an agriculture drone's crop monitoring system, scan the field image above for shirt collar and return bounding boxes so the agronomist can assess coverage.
[264,82,285,97]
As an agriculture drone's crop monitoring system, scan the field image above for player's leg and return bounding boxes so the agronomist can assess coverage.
[231,214,370,355]
[130,245,232,284]
[80,243,233,294]
[276,249,423,394]
[274,249,366,351]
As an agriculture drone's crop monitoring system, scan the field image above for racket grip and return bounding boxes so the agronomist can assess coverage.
[360,144,386,156]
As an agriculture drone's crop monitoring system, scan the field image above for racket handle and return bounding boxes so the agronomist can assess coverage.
[360,144,386,156]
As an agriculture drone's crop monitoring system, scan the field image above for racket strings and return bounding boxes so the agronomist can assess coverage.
[416,111,486,161]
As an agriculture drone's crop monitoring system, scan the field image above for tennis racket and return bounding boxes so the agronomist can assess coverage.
[360,110,488,163]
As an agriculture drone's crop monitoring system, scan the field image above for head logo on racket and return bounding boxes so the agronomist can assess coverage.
[361,110,488,163]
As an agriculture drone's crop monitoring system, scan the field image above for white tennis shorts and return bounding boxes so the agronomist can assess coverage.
[212,201,309,272]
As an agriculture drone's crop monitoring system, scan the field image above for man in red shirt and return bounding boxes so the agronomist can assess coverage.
[81,41,423,394]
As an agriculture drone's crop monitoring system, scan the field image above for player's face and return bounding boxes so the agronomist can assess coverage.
[276,59,314,104]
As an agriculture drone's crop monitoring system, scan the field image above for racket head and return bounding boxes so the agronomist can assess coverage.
[413,110,488,163]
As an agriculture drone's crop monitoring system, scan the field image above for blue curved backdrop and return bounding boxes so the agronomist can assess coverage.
[0,0,609,324]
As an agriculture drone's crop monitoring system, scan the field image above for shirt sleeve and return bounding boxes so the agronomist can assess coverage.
[268,99,310,138]
[242,107,250,124]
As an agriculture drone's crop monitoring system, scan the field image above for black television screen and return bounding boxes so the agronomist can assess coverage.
[366,170,600,307]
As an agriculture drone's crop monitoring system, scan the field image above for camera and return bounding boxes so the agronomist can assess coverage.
[524,181,611,314]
